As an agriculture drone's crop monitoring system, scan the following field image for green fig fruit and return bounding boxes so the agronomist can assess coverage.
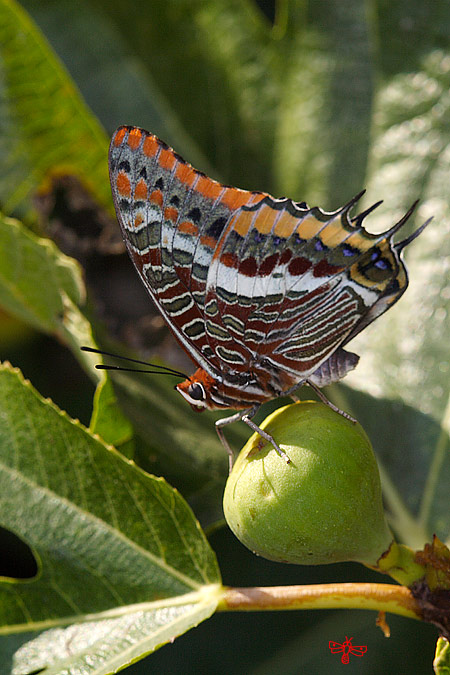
[223,401,393,566]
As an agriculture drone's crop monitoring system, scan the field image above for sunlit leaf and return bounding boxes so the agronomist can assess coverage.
[0,212,98,373]
[10,600,218,675]
[0,0,110,217]
[90,377,134,458]
[434,636,450,675]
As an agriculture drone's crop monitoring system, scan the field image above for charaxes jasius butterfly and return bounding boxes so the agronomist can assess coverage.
[106,125,429,466]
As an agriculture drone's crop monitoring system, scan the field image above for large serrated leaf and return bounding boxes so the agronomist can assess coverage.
[0,362,220,669]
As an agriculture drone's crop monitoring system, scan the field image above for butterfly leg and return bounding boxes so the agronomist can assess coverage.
[216,406,291,470]
[304,380,357,424]
[215,408,256,472]
[241,414,291,465]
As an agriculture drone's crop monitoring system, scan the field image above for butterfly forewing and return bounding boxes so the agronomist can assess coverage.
[109,126,266,377]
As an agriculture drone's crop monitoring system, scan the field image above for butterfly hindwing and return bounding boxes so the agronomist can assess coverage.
[204,195,407,380]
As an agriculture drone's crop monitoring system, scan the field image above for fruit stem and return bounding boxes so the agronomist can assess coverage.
[376,542,426,586]
[217,582,422,621]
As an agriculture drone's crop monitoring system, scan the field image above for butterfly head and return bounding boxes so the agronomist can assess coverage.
[176,368,218,411]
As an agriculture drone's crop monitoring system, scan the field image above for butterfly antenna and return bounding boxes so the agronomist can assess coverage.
[394,216,433,252]
[80,346,188,379]
[95,365,187,377]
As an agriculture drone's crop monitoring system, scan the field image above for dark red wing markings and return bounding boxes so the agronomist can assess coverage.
[313,259,344,277]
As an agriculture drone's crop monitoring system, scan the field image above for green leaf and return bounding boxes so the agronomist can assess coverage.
[0,632,36,675]
[0,362,220,667]
[0,213,137,457]
[434,637,450,675]
[0,212,98,374]
[10,599,218,674]
[273,0,373,204]
[91,0,277,192]
[0,0,110,218]
[87,0,373,204]
[345,48,450,424]
[90,377,134,458]
[20,0,215,176]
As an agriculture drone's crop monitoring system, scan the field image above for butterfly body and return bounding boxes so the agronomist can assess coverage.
[109,125,428,460]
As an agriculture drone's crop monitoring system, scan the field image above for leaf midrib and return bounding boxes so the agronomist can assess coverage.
[0,462,204,592]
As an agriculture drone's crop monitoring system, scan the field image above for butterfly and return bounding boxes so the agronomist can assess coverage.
[106,125,429,467]
[329,636,367,664]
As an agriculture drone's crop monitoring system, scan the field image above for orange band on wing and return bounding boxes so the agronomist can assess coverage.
[178,221,199,236]
[159,148,177,170]
[134,179,148,201]
[113,127,127,146]
[143,134,159,157]
[176,162,197,187]
[127,128,142,150]
[150,189,164,207]
[196,175,224,201]
[164,206,179,222]
[116,172,131,197]
[200,235,217,249]
[220,189,265,210]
